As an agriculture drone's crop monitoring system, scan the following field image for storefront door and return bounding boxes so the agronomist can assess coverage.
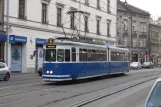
[11,45,22,72]
[36,46,43,72]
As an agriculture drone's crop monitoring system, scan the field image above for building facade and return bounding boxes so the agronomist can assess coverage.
[4,0,117,73]
[0,0,6,60]
[150,23,161,63]
[117,0,150,63]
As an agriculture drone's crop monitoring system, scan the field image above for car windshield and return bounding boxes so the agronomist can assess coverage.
[144,62,150,64]
[131,62,138,65]
[146,81,161,107]
[0,63,5,69]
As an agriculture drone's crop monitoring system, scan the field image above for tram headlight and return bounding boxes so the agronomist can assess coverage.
[50,71,53,74]
[47,71,49,74]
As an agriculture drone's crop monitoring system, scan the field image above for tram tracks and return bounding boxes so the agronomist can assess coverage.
[38,73,160,107]
[65,76,157,107]
[0,71,160,107]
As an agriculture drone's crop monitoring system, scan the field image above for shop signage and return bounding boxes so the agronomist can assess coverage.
[9,35,27,44]
[36,38,46,44]
[0,34,7,43]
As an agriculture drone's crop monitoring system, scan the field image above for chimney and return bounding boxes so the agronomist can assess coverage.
[124,0,127,4]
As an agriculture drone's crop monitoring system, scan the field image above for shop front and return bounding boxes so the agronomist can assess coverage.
[9,35,27,73]
[35,38,46,73]
[0,34,7,60]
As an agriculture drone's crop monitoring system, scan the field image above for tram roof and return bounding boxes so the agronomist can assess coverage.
[108,46,129,52]
[46,37,107,48]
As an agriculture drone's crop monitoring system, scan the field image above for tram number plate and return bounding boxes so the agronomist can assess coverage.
[46,45,56,48]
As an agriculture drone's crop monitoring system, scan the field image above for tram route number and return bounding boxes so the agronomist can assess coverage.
[46,45,56,49]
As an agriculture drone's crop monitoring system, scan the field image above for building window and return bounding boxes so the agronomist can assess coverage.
[85,0,89,5]
[140,22,146,32]
[124,37,127,46]
[123,20,128,31]
[19,0,25,19]
[133,21,136,32]
[107,0,110,13]
[133,38,137,47]
[96,20,100,35]
[97,0,100,9]
[57,7,62,27]
[107,22,110,37]
[84,16,89,32]
[70,12,75,29]
[42,3,47,24]
[140,38,146,47]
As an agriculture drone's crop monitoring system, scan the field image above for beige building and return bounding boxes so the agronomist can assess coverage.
[0,0,6,60]
[117,0,150,63]
[150,23,161,63]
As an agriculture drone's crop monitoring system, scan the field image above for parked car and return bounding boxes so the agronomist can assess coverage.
[130,62,142,70]
[142,62,154,69]
[145,77,161,107]
[38,68,42,76]
[0,62,10,81]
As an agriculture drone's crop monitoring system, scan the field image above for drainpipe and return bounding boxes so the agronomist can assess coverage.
[130,12,133,62]
[5,0,9,65]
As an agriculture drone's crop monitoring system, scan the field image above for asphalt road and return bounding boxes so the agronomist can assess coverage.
[0,68,160,107]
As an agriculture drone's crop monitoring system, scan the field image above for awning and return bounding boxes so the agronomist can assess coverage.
[9,35,27,44]
[0,34,7,43]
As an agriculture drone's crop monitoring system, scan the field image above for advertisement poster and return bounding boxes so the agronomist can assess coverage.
[37,47,43,72]
[11,45,22,72]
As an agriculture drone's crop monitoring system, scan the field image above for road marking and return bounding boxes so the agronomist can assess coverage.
[0,82,44,90]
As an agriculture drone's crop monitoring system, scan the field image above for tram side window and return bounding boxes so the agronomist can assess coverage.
[120,53,125,61]
[79,49,83,62]
[91,50,96,61]
[111,52,117,61]
[45,49,56,61]
[57,49,64,62]
[95,50,100,61]
[117,53,120,61]
[79,49,87,62]
[111,51,127,61]
[72,47,76,62]
[103,50,107,61]
[99,50,104,61]
[65,49,70,62]
[82,49,87,61]
[87,49,92,61]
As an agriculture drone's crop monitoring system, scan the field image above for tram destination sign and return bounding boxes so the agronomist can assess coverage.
[46,45,56,49]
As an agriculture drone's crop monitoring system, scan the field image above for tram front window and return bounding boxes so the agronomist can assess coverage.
[57,49,64,62]
[45,49,56,61]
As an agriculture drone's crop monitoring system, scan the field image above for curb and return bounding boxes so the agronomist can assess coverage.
[11,73,38,75]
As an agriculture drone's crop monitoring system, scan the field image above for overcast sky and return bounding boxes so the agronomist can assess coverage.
[120,0,160,20]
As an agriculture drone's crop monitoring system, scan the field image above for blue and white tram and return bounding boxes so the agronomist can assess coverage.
[42,38,129,82]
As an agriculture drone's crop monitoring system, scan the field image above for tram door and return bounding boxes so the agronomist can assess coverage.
[36,46,43,73]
